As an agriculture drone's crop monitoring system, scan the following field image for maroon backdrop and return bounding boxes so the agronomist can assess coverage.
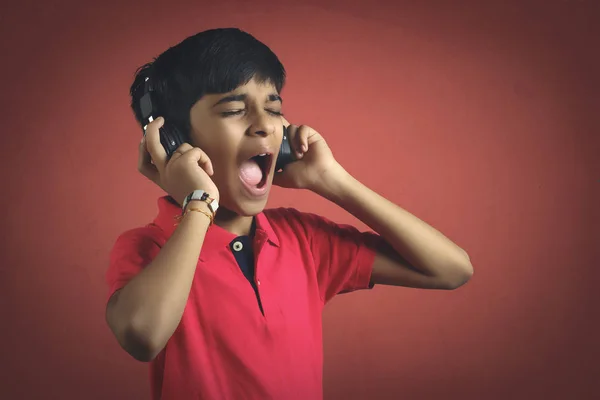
[1,0,598,399]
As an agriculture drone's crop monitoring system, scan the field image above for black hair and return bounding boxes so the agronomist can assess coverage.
[129,28,286,140]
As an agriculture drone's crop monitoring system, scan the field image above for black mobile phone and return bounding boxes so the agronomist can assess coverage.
[138,77,294,171]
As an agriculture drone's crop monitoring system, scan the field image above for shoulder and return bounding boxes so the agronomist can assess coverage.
[263,207,319,230]
[110,223,166,258]
[263,207,382,247]
[262,207,355,240]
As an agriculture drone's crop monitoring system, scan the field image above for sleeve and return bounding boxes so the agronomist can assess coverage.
[290,209,387,303]
[105,226,163,302]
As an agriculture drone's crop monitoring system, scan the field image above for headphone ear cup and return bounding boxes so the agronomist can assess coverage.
[275,125,294,171]
[160,122,186,159]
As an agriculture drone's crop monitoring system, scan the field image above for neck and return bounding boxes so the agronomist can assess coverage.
[214,207,255,237]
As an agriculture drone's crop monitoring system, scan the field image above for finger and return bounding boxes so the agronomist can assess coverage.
[144,117,167,172]
[184,147,215,176]
[298,126,309,154]
[138,136,161,183]
[176,143,194,153]
[293,125,309,159]
[168,142,194,163]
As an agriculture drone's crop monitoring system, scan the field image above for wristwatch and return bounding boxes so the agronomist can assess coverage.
[182,190,219,214]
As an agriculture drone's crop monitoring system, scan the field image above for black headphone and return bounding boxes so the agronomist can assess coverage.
[137,77,294,171]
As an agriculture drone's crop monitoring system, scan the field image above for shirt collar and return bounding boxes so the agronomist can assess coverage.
[152,196,280,260]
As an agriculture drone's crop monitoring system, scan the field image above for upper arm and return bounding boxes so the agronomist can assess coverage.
[104,227,162,347]
[370,241,472,290]
[288,209,381,303]
[105,289,122,335]
[370,244,448,289]
[105,227,162,301]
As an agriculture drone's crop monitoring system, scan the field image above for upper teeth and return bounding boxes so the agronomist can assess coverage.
[258,153,267,156]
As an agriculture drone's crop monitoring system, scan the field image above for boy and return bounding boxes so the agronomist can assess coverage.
[105,28,473,400]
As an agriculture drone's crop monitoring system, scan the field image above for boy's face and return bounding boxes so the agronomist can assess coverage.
[188,77,284,217]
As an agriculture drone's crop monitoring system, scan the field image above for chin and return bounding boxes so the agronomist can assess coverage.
[220,193,270,217]
[237,200,268,216]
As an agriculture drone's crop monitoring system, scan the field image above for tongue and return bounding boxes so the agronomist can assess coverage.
[240,159,263,186]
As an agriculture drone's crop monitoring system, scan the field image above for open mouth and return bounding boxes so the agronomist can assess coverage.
[240,152,273,191]
[251,153,272,188]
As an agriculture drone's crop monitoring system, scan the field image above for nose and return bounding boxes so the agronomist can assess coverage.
[248,111,276,138]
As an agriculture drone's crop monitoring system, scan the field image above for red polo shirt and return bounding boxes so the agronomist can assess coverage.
[106,196,382,400]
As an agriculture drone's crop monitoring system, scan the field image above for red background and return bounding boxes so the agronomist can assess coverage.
[1,0,598,399]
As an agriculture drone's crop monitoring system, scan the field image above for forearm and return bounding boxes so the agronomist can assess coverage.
[109,205,210,360]
[314,166,471,277]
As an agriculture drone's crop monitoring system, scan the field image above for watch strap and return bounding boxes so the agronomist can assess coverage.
[182,190,219,214]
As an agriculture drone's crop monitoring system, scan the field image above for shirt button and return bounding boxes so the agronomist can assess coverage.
[232,241,243,252]
[257,280,261,285]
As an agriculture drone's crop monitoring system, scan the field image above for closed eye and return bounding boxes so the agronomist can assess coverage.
[220,109,284,118]
[221,110,244,117]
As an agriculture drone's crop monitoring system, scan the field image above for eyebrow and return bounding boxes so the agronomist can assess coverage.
[212,93,282,107]
[268,94,283,103]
